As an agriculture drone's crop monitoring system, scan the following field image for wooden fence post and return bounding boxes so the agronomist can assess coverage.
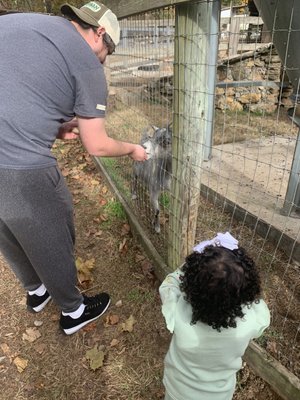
[168,0,221,269]
[228,16,240,56]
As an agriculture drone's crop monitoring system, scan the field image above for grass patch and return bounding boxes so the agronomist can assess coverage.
[104,199,127,221]
[160,192,170,209]
[101,157,118,169]
[127,288,155,304]
[99,157,131,199]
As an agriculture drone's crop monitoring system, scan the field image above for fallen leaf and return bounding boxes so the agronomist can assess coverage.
[108,314,120,325]
[90,179,99,185]
[76,257,95,285]
[61,169,70,177]
[135,253,146,263]
[99,198,107,206]
[110,339,119,347]
[94,230,103,237]
[115,300,122,308]
[34,380,45,389]
[72,189,82,195]
[34,320,43,327]
[13,357,28,373]
[85,345,105,371]
[121,315,136,333]
[141,260,155,279]
[86,228,97,237]
[0,343,10,355]
[121,223,131,236]
[34,343,47,355]
[267,340,278,354]
[50,314,60,322]
[119,238,128,253]
[78,162,87,169]
[19,297,27,306]
[22,327,41,343]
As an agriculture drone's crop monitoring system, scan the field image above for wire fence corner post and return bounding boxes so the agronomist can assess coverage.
[168,0,221,269]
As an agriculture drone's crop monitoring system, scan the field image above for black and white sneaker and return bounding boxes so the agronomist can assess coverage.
[27,291,51,313]
[60,293,111,335]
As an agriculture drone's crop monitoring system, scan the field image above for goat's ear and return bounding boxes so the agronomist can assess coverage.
[151,125,159,132]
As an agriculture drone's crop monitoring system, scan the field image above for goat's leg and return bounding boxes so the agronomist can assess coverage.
[150,189,160,233]
[131,173,138,200]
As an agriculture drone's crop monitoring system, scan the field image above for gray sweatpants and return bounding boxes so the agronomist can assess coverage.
[0,166,83,312]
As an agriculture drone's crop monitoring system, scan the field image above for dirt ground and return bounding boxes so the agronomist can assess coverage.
[0,138,282,400]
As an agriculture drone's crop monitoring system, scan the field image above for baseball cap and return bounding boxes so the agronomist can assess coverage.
[61,1,120,46]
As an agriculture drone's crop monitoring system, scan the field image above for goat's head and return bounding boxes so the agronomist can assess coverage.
[153,124,172,149]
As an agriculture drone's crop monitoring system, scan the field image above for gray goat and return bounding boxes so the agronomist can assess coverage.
[132,125,172,233]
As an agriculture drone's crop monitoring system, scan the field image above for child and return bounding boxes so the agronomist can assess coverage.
[159,232,270,400]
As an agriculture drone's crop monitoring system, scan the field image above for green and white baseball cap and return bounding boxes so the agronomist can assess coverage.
[61,1,120,46]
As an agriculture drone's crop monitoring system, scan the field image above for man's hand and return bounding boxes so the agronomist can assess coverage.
[129,144,148,161]
[57,119,79,140]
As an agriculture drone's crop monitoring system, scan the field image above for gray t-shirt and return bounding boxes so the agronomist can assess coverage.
[0,13,107,169]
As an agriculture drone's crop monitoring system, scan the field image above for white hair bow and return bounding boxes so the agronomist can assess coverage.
[193,232,238,253]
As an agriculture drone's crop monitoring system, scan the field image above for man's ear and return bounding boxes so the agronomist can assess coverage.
[96,26,106,37]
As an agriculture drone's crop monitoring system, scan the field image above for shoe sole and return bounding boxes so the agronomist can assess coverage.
[62,298,111,335]
[27,296,52,313]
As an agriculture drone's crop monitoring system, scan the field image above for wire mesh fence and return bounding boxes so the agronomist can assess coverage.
[98,0,299,385]
[103,6,175,259]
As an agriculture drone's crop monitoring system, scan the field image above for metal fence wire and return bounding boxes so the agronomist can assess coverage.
[98,0,300,385]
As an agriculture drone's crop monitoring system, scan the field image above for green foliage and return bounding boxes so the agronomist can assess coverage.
[160,192,170,209]
[104,199,126,220]
[101,157,117,169]
[127,288,154,303]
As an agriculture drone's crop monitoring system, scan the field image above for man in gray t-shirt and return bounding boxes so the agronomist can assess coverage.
[0,1,147,335]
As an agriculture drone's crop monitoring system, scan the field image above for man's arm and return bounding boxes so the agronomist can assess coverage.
[78,116,147,161]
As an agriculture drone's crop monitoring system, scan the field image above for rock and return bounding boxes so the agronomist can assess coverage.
[239,93,261,104]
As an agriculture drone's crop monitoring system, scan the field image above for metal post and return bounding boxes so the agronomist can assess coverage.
[281,130,300,217]
[204,0,221,161]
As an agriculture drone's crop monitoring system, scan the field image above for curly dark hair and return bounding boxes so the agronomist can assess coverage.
[180,245,261,331]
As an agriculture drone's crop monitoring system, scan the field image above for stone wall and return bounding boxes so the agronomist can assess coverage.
[215,44,293,113]
[143,44,294,113]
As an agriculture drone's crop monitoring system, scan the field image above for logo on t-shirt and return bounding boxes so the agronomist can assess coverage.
[96,104,106,111]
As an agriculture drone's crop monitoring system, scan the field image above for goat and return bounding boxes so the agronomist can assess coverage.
[132,125,172,233]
